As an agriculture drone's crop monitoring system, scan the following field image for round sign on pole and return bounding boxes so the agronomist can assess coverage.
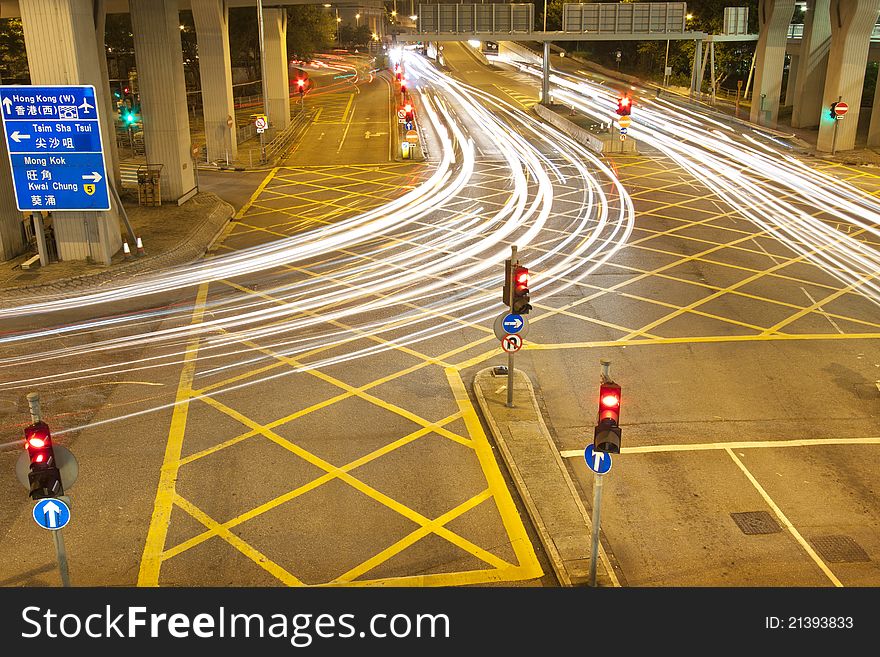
[493,311,529,341]
[617,115,631,129]
[405,130,419,143]
[191,143,201,159]
[500,333,523,353]
[254,116,268,130]
[397,109,406,119]
[226,115,234,128]
[16,445,79,491]
[833,101,848,117]
[584,444,612,475]
[33,497,71,531]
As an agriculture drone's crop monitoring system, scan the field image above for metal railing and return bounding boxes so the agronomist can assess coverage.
[788,23,880,40]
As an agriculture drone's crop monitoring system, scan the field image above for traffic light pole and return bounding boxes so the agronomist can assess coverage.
[507,245,517,408]
[26,392,71,587]
[589,470,604,587]
[832,95,842,156]
[590,360,611,588]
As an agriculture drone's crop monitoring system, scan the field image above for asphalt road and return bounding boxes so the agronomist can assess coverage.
[465,44,880,586]
[3,43,878,591]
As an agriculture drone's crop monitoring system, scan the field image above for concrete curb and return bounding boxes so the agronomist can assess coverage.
[472,366,620,587]
[0,195,234,302]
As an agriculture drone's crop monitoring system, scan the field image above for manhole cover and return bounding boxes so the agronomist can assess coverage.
[730,511,781,535]
[809,535,870,563]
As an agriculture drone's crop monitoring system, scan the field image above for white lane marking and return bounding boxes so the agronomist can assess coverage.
[801,286,845,334]
[725,447,843,587]
[559,436,880,458]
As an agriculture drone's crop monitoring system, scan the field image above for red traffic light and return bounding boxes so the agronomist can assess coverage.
[514,266,529,292]
[616,96,632,116]
[297,79,305,88]
[25,421,54,466]
[512,265,531,314]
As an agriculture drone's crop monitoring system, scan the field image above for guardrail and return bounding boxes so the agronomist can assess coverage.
[787,23,880,40]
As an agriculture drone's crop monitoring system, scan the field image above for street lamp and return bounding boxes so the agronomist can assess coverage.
[355,12,360,26]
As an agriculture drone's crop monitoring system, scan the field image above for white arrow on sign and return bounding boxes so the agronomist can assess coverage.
[592,451,605,471]
[503,317,523,330]
[43,501,61,528]
[10,131,30,143]
[2,97,11,114]
[81,171,103,183]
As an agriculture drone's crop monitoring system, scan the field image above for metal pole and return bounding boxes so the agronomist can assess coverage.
[52,530,71,587]
[736,79,742,117]
[743,48,757,100]
[589,472,604,587]
[542,41,550,105]
[257,0,268,121]
[27,391,41,422]
[663,39,670,87]
[709,41,716,105]
[832,96,841,155]
[543,0,547,32]
[26,392,71,587]
[506,244,517,409]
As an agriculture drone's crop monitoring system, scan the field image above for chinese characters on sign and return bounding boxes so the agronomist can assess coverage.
[0,85,110,211]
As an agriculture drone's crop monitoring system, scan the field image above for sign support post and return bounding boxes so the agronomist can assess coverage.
[26,392,71,587]
[589,470,604,587]
[832,95,842,156]
[507,244,517,408]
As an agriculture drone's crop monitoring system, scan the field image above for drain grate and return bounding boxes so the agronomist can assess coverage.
[730,511,782,535]
[809,535,870,563]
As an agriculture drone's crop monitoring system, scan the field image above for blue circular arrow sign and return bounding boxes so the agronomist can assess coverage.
[502,313,525,334]
[32,498,70,531]
[584,444,612,475]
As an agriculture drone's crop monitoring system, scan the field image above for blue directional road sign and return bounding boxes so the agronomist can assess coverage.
[584,444,612,475]
[32,498,71,531]
[0,85,110,211]
[502,313,525,334]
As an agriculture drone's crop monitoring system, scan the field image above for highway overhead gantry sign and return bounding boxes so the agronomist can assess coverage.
[32,497,71,531]
[0,85,110,211]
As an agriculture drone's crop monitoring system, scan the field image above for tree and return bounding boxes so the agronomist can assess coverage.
[0,18,29,84]
[286,5,335,60]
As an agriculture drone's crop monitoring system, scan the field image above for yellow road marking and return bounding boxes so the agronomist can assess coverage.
[445,368,543,579]
[173,494,305,586]
[138,282,209,587]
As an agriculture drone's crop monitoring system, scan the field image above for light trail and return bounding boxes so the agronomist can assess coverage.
[0,51,634,435]
[513,62,880,313]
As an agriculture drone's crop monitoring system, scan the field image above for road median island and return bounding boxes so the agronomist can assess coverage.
[472,366,619,587]
[0,192,234,302]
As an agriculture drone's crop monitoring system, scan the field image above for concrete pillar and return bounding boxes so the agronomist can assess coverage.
[263,7,290,132]
[690,39,703,98]
[94,0,122,190]
[192,0,237,164]
[130,0,196,202]
[817,0,880,152]
[783,53,799,107]
[791,0,831,127]
[869,67,880,146]
[750,0,797,126]
[19,0,122,264]
[0,113,25,262]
